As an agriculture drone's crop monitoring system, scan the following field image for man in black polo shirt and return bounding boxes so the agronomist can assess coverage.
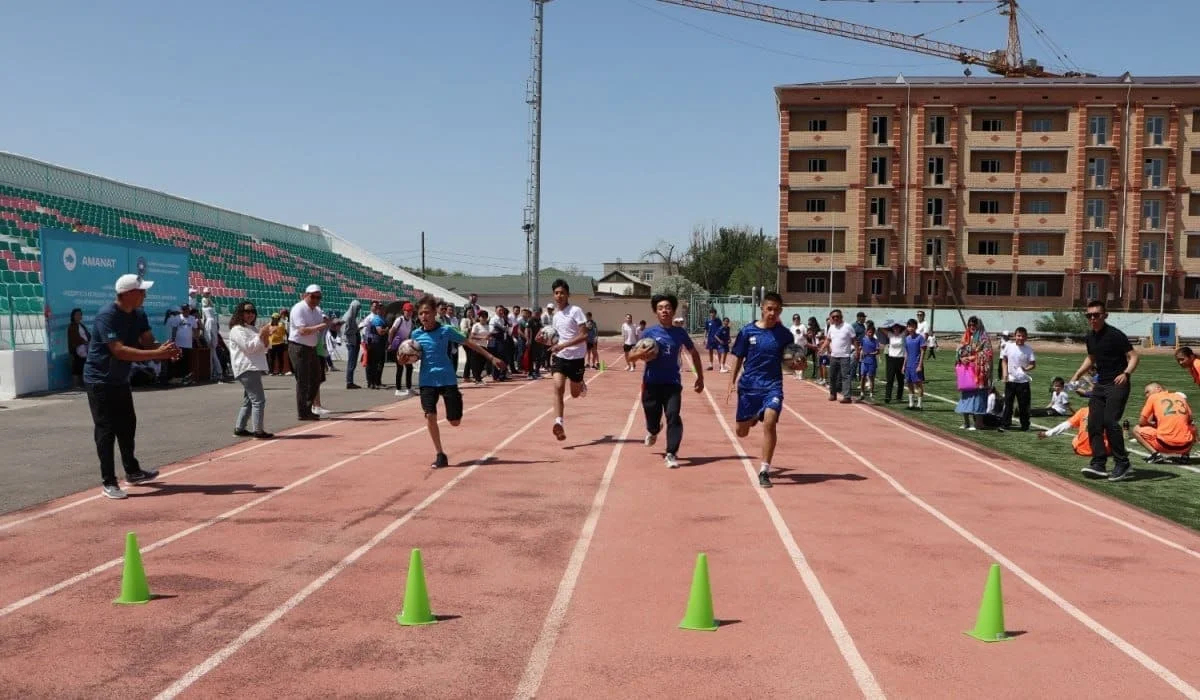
[1070,299,1139,481]
[85,274,181,499]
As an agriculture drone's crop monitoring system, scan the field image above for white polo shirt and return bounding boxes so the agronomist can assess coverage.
[826,322,857,358]
[288,300,325,347]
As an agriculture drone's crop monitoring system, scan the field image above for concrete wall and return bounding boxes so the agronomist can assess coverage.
[0,349,48,400]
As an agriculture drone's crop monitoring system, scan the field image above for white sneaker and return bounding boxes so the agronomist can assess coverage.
[645,433,657,447]
[102,484,127,499]
[395,389,404,397]
[312,406,331,416]
[665,453,679,469]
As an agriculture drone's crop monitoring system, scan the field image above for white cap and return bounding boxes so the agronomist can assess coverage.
[115,274,153,294]
[1001,329,1010,336]
[546,303,553,309]
[202,287,211,294]
[304,284,322,294]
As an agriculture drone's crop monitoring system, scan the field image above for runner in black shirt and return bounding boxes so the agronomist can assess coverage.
[1069,299,1139,481]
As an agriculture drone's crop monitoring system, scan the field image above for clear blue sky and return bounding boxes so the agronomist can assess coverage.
[1,0,1190,276]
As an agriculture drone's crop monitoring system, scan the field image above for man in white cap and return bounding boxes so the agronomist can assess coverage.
[288,285,329,420]
[85,273,181,499]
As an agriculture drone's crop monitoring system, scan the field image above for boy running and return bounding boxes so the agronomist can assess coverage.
[628,294,704,469]
[546,278,589,441]
[410,295,505,468]
[727,292,798,488]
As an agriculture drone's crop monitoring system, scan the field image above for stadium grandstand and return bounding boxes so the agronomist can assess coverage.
[0,151,466,348]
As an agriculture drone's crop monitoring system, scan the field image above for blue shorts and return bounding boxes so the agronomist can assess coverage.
[736,387,784,423]
[904,365,924,383]
[705,338,721,350]
[860,358,878,377]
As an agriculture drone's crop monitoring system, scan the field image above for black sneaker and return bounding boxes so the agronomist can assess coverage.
[1081,465,1107,478]
[431,453,449,469]
[1108,462,1134,482]
[758,470,772,488]
[253,431,275,439]
[126,469,159,484]
[1144,452,1165,464]
[233,428,252,437]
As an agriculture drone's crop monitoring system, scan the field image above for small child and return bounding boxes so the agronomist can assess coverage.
[1031,376,1072,417]
[716,317,732,373]
[903,318,926,409]
[858,321,879,400]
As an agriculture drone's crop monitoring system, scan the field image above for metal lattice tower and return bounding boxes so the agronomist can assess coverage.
[523,0,552,310]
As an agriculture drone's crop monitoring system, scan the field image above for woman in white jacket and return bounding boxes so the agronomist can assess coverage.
[227,301,274,439]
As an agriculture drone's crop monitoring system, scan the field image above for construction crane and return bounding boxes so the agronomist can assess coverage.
[653,0,1086,78]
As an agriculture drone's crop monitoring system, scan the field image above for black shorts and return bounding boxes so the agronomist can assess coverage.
[420,385,463,421]
[623,344,634,353]
[551,356,586,384]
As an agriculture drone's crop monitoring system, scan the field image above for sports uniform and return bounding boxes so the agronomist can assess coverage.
[411,323,466,421]
[731,322,794,424]
[640,324,695,465]
[551,304,588,383]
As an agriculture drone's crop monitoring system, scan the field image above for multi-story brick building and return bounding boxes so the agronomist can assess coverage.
[776,74,1200,311]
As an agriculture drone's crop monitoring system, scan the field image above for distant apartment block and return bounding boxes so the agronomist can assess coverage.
[776,75,1200,310]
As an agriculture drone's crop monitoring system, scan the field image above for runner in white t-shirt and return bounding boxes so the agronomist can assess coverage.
[547,278,589,441]
[620,314,638,371]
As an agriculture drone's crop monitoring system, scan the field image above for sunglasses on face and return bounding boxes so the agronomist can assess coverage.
[1085,312,1103,319]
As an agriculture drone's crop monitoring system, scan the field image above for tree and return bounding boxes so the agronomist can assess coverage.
[652,274,706,300]
[680,224,777,295]
[643,240,682,277]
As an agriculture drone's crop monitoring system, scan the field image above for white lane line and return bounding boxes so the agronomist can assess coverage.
[783,403,1200,700]
[701,388,885,700]
[805,383,1200,562]
[513,397,640,700]
[0,403,408,533]
[0,382,534,618]
[153,367,615,700]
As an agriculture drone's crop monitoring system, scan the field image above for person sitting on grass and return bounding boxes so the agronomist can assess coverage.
[1037,405,1111,459]
[1129,382,1195,465]
[1031,377,1072,418]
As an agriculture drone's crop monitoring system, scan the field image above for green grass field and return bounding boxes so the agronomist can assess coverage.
[868,350,1200,532]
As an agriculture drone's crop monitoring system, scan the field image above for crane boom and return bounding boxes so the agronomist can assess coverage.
[653,0,1059,78]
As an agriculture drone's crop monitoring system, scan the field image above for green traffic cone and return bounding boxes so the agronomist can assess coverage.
[965,564,1010,642]
[113,532,152,605]
[396,549,437,626]
[679,553,719,631]
[599,360,606,371]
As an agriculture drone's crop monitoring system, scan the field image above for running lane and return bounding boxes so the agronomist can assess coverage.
[151,369,635,698]
[783,381,1200,697]
[528,376,870,698]
[0,381,555,697]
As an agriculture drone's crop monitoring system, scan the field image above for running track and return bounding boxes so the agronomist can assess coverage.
[2,344,1199,699]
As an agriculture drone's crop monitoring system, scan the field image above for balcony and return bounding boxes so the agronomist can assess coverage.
[1017,213,1071,230]
[967,130,1017,150]
[787,211,844,228]
[964,172,1016,189]
[789,130,851,149]
[963,212,1014,230]
[786,252,848,270]
[963,253,1013,271]
[1022,131,1075,149]
[1020,172,1073,190]
[1017,254,1071,270]
[788,171,850,189]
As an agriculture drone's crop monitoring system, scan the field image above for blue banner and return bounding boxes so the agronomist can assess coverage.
[39,227,190,391]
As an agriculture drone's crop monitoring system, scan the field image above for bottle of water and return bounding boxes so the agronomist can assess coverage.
[1065,380,1080,391]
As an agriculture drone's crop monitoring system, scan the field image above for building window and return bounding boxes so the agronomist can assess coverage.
[926,278,939,296]
[929,116,946,144]
[1146,116,1165,146]
[979,159,1002,173]
[1024,240,1050,256]
[925,237,944,263]
[1142,282,1155,301]
[1085,240,1104,270]
[871,156,889,185]
[642,271,654,282]
[1089,115,1108,145]
[869,197,888,225]
[808,158,828,172]
[869,277,884,296]
[806,277,827,293]
[868,237,886,267]
[805,199,827,213]
[1144,199,1162,229]
[1142,239,1161,270]
[980,119,1004,131]
[808,119,827,131]
[871,115,889,145]
[1088,157,1108,187]
[1085,281,1099,300]
[807,238,828,254]
[1026,199,1051,214]
[1026,159,1052,173]
[1086,198,1106,228]
[975,279,1000,295]
[976,239,1000,256]
[1028,118,1053,132]
[1144,158,1163,187]
[1024,280,1049,297]
[927,157,945,185]
[978,199,1000,214]
[926,197,944,226]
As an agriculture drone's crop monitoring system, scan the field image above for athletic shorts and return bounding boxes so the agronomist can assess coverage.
[736,387,784,423]
[420,385,463,421]
[705,339,721,350]
[1133,425,1193,454]
[860,358,877,377]
[551,356,586,384]
[819,355,830,367]
[904,365,924,384]
[623,344,634,354]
